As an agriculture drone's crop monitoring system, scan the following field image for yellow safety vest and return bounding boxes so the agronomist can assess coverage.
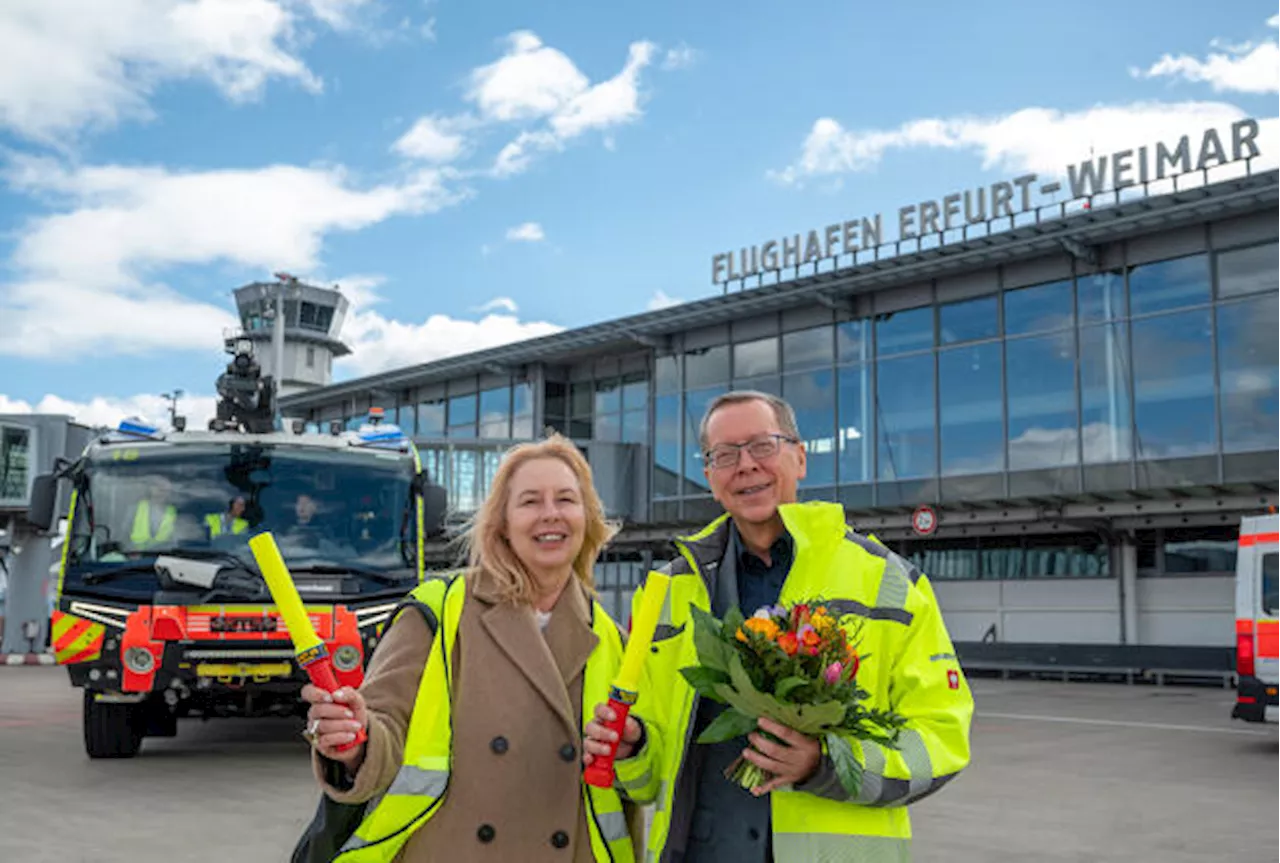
[333,574,646,863]
[205,513,249,537]
[631,501,974,863]
[130,500,176,547]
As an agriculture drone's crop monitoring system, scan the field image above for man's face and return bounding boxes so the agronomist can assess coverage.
[295,494,317,523]
[702,399,806,526]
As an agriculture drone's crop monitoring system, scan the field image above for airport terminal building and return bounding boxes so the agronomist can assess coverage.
[279,137,1278,660]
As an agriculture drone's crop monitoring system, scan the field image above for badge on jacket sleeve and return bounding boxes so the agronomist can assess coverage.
[947,669,960,690]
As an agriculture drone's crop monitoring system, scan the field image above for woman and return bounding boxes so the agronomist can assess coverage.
[300,434,659,862]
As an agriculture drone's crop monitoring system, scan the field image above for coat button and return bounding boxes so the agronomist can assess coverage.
[551,830,569,848]
[559,743,576,762]
[490,736,508,754]
[477,824,495,843]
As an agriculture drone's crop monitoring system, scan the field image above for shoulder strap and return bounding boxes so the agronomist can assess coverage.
[390,571,463,637]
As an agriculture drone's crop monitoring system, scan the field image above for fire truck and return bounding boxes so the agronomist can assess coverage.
[25,338,447,758]
[1231,513,1278,724]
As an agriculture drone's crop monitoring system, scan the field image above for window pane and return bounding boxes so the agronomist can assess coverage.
[1217,241,1278,299]
[939,342,1003,475]
[595,413,621,442]
[733,375,780,396]
[1129,254,1210,316]
[418,400,445,437]
[1263,553,1278,617]
[783,370,836,487]
[783,325,833,372]
[837,319,871,364]
[622,409,647,444]
[1217,294,1278,453]
[939,295,997,345]
[876,306,933,356]
[0,426,31,501]
[478,387,510,439]
[734,337,778,378]
[395,405,417,436]
[1162,527,1237,573]
[1006,334,1078,470]
[876,353,935,480]
[1079,324,1132,464]
[1005,279,1073,336]
[511,415,533,439]
[653,394,680,497]
[447,394,477,436]
[685,346,730,389]
[1023,538,1109,577]
[513,382,533,417]
[1078,270,1126,324]
[1132,309,1216,458]
[622,376,648,412]
[655,354,680,393]
[683,386,727,492]
[570,382,593,417]
[594,379,621,415]
[838,365,871,485]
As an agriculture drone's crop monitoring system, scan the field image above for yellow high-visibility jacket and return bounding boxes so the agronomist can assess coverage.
[130,500,176,547]
[332,574,661,862]
[631,501,974,862]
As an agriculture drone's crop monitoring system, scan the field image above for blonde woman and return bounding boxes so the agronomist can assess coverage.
[299,434,660,862]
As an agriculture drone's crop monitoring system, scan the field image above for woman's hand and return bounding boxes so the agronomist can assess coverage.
[301,684,369,768]
[582,702,642,766]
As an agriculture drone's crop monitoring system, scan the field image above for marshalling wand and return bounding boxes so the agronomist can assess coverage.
[248,531,367,752]
[583,571,670,788]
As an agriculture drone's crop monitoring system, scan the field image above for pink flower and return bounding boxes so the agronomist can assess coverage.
[824,661,843,685]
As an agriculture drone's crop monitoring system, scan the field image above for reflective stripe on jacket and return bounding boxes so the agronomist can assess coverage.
[633,501,974,863]
[334,574,651,863]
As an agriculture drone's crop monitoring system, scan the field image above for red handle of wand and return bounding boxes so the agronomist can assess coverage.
[583,686,636,788]
[299,643,367,752]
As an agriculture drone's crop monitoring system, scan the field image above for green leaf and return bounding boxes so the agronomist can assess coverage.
[696,707,759,744]
[690,606,732,673]
[774,676,808,700]
[722,605,747,637]
[680,665,730,701]
[715,652,848,736]
[825,731,864,799]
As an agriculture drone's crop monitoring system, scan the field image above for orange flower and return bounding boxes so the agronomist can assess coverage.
[777,632,799,656]
[741,617,780,641]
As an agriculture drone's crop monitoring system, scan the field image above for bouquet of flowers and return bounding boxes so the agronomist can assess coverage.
[680,602,907,795]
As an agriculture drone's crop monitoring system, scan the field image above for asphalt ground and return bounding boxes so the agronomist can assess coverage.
[0,668,1274,862]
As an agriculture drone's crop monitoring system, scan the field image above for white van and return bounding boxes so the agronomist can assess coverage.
[1231,513,1278,724]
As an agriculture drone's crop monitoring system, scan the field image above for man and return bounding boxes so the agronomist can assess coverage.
[205,496,249,539]
[628,390,973,862]
[129,476,178,549]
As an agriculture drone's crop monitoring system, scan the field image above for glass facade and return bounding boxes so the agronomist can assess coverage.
[0,424,32,503]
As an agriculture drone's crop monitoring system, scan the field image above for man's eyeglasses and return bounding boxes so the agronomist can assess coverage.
[702,434,798,470]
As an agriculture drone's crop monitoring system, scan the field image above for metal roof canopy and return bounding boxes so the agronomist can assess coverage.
[281,170,1279,410]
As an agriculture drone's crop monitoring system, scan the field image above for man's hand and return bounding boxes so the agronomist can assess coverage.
[741,716,822,796]
[582,702,642,767]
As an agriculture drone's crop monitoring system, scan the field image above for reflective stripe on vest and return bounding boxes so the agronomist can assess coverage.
[334,575,635,863]
[131,500,176,546]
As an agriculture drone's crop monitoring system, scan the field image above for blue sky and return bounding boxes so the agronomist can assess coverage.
[1,0,1276,427]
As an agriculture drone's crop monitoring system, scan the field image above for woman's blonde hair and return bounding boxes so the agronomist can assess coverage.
[463,433,619,605]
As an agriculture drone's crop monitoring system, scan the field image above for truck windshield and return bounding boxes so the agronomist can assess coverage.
[64,442,416,599]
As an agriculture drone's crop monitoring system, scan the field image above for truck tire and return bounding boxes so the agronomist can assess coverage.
[84,692,143,759]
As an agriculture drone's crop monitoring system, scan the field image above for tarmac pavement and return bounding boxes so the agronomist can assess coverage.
[0,667,1274,862]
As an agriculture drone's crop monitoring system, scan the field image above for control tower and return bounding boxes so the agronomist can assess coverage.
[227,272,351,399]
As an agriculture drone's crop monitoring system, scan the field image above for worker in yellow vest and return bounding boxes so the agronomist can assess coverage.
[129,477,178,549]
[629,391,973,863]
[205,496,250,538]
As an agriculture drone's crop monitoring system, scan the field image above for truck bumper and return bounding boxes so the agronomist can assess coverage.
[1231,675,1279,723]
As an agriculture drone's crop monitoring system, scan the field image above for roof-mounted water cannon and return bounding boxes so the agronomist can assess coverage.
[212,337,275,434]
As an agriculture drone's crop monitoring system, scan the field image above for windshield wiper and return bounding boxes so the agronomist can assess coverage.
[289,562,411,587]
[81,562,160,586]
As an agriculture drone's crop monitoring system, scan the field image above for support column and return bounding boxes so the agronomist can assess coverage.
[1117,534,1139,646]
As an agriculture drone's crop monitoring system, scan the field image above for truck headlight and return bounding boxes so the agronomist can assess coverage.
[332,645,361,672]
[123,647,156,674]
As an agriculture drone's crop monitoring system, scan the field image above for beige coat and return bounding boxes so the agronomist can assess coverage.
[314,569,633,862]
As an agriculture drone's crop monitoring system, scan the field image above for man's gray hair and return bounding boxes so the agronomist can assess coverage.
[697,390,801,453]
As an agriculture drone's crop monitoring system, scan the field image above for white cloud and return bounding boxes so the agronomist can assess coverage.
[0,155,469,360]
[505,222,545,242]
[392,114,468,163]
[466,31,590,122]
[0,391,218,431]
[647,290,681,311]
[1131,16,1279,93]
[661,44,698,70]
[471,297,518,313]
[769,102,1280,188]
[333,281,563,378]
[0,0,361,146]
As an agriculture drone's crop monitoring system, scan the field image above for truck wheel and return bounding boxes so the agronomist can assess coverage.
[84,692,143,759]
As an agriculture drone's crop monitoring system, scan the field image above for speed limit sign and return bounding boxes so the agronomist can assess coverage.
[911,505,937,536]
